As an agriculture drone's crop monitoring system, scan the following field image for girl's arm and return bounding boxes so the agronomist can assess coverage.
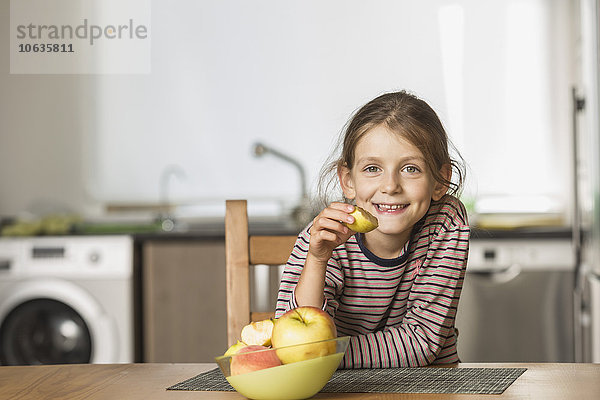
[293,202,354,308]
[275,222,346,318]
[340,223,470,368]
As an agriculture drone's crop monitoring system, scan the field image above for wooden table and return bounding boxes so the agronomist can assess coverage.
[0,363,598,399]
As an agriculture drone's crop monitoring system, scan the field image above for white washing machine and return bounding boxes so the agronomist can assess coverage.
[0,235,134,365]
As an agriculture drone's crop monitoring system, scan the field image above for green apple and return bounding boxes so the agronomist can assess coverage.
[271,306,337,364]
[229,345,282,376]
[224,340,247,357]
[345,206,378,233]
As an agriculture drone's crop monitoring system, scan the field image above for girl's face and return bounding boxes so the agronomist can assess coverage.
[339,124,448,242]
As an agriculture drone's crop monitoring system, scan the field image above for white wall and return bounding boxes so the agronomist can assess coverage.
[0,0,97,216]
[88,1,450,210]
[0,0,576,219]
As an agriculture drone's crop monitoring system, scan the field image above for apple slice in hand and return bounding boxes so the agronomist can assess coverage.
[345,206,378,233]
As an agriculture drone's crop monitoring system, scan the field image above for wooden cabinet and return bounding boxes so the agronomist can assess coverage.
[141,239,227,362]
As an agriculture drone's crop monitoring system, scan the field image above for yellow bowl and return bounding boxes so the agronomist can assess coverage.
[215,336,349,400]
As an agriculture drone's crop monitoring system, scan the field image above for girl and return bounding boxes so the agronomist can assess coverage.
[275,90,470,368]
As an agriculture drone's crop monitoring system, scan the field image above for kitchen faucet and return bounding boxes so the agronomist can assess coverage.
[158,164,186,231]
[252,142,314,226]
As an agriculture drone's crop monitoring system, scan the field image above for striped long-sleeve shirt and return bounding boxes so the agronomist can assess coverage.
[275,195,470,368]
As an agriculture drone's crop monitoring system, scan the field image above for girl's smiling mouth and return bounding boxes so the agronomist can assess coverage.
[374,203,409,214]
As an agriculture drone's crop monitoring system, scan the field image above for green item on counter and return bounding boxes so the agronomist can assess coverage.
[1,214,81,236]
[75,221,163,234]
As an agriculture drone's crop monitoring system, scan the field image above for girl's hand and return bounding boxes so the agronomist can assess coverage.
[308,202,356,263]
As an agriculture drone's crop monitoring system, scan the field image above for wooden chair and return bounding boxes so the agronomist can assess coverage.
[225,200,297,346]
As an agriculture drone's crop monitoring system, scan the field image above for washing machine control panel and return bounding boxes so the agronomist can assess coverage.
[0,236,133,278]
[0,241,24,273]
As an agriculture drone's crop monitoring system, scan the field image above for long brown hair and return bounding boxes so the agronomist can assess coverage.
[318,90,465,205]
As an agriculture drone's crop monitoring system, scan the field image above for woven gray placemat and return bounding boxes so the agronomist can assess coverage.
[167,366,526,395]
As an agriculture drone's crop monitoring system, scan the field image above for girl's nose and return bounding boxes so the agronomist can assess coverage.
[381,172,402,194]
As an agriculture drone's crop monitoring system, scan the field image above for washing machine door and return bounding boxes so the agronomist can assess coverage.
[0,279,118,365]
[1,298,92,364]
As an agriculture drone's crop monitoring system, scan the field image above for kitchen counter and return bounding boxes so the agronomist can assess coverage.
[0,362,598,399]
[470,225,572,240]
[131,219,302,240]
[0,210,574,240]
[131,222,573,241]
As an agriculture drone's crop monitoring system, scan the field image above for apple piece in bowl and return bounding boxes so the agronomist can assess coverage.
[230,345,281,376]
[241,318,275,346]
[224,340,247,357]
[215,336,350,400]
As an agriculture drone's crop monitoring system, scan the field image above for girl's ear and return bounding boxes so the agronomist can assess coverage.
[338,165,356,200]
[432,163,451,201]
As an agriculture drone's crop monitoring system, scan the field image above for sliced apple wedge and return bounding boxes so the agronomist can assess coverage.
[345,206,379,233]
[241,318,275,346]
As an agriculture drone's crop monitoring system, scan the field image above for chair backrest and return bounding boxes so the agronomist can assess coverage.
[225,200,297,346]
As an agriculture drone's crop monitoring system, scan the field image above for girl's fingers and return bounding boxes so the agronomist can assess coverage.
[309,226,352,262]
[311,228,339,244]
[328,202,356,220]
[313,214,349,234]
[329,202,355,212]
[315,204,355,226]
[310,205,356,242]
[308,204,357,261]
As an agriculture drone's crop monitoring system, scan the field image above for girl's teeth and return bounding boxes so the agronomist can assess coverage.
[377,204,406,211]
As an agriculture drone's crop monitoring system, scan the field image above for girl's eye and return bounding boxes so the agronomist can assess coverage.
[403,165,420,173]
[364,166,380,173]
